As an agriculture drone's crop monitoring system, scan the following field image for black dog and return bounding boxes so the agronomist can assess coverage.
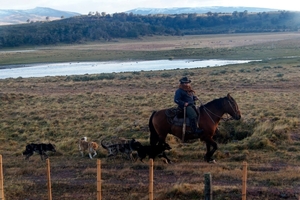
[23,143,56,160]
[132,141,171,163]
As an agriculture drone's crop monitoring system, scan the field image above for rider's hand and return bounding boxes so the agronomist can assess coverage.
[184,102,189,107]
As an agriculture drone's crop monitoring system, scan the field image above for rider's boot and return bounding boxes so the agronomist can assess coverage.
[190,118,203,135]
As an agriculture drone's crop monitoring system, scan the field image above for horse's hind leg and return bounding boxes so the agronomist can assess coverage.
[204,140,218,163]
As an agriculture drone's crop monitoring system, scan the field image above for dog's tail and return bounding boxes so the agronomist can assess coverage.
[100,138,108,150]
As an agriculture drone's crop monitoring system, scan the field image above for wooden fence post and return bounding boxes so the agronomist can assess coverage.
[0,155,4,200]
[204,173,212,200]
[242,161,248,200]
[46,159,52,200]
[149,159,154,200]
[97,159,101,200]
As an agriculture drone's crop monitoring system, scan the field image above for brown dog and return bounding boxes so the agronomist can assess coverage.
[78,137,99,159]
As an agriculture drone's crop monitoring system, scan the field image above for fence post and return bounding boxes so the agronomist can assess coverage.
[97,159,101,200]
[242,161,248,200]
[204,173,212,200]
[46,159,52,200]
[0,155,4,200]
[149,159,154,200]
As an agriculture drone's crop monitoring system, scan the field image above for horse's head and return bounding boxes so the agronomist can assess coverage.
[224,93,241,120]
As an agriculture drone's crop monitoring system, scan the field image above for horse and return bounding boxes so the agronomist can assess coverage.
[149,93,241,163]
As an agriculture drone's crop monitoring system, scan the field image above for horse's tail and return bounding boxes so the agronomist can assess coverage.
[149,111,159,146]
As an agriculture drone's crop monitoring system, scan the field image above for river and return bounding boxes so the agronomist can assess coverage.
[0,59,256,79]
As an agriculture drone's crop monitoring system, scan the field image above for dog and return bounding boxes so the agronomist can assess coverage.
[101,138,139,161]
[132,141,172,163]
[78,137,99,159]
[23,143,56,160]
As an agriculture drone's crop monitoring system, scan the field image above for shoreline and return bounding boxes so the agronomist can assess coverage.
[0,59,255,79]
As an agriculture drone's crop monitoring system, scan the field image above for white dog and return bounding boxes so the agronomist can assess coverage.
[78,137,99,159]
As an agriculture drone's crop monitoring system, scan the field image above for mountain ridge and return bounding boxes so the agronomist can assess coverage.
[0,7,81,25]
[125,6,280,15]
[0,6,291,25]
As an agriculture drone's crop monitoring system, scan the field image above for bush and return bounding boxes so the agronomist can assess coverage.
[161,72,172,77]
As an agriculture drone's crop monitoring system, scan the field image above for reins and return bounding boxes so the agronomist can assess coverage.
[197,98,237,124]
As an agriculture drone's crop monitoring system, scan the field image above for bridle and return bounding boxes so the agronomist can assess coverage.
[197,97,239,124]
[226,98,240,120]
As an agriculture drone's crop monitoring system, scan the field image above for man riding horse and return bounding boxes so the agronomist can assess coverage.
[174,77,203,135]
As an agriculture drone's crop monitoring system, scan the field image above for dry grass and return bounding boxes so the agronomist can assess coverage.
[1,32,300,65]
[1,33,300,199]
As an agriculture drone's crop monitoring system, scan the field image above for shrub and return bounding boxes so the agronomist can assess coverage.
[276,73,284,77]
[161,72,172,77]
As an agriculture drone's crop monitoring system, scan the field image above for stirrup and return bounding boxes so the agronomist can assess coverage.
[194,129,203,135]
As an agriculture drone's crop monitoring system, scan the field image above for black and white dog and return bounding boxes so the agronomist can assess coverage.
[132,141,172,163]
[23,143,56,160]
[101,138,138,161]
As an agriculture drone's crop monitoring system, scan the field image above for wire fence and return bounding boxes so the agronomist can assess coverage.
[1,155,300,200]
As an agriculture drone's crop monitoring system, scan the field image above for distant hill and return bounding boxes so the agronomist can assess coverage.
[1,8,299,48]
[125,6,279,15]
[0,7,81,25]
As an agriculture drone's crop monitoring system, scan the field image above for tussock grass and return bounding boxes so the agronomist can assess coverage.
[1,35,300,199]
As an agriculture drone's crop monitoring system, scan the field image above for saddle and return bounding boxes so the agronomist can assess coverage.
[165,106,199,126]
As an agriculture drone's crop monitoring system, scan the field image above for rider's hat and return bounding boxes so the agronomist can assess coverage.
[179,77,191,84]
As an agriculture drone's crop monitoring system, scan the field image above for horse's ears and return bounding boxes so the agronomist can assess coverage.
[227,93,231,98]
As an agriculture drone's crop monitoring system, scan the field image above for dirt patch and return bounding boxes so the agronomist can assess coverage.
[48,32,300,51]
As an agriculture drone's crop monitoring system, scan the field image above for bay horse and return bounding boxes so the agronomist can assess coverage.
[149,93,241,163]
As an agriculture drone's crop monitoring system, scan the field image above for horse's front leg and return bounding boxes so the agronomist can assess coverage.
[204,139,218,163]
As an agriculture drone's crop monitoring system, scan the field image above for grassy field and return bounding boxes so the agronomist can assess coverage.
[1,32,300,66]
[1,33,300,199]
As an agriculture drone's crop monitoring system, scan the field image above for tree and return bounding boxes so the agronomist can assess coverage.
[232,11,238,18]
[206,11,213,16]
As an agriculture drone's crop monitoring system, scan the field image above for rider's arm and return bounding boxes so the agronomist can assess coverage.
[174,89,185,108]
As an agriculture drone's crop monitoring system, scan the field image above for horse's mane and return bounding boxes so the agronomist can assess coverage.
[200,96,226,110]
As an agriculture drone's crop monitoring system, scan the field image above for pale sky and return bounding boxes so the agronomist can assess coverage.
[1,0,299,14]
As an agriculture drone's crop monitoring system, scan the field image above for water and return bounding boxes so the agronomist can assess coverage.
[0,59,256,79]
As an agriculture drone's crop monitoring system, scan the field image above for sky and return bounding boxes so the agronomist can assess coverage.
[1,0,299,14]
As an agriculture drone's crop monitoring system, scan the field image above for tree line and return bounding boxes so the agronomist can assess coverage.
[0,10,299,47]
